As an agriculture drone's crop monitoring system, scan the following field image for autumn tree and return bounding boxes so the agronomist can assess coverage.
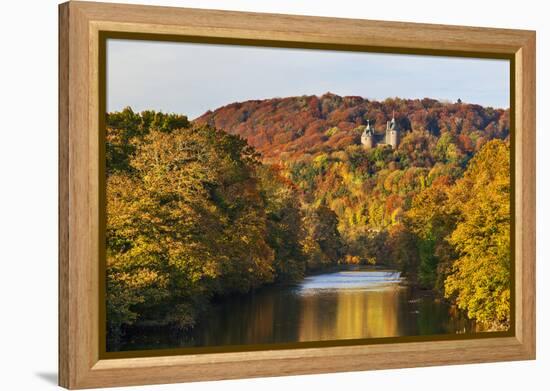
[106,119,275,337]
[444,139,510,330]
[405,175,458,290]
[257,165,306,281]
[105,98,512,339]
[302,203,344,270]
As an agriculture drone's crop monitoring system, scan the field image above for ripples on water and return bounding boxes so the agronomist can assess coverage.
[299,270,403,293]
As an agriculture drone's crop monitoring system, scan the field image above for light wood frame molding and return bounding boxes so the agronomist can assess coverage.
[59,1,536,389]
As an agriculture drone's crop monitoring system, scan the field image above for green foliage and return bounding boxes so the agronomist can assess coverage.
[258,165,306,281]
[417,236,438,288]
[106,99,511,337]
[276,111,510,330]
[302,203,344,270]
[405,176,457,290]
[106,115,274,337]
[106,107,189,173]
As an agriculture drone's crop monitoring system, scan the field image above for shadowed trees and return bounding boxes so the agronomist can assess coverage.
[106,100,511,339]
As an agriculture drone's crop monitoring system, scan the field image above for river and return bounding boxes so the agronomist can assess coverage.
[115,266,475,351]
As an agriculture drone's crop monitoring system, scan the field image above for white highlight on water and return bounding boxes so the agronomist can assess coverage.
[299,270,403,294]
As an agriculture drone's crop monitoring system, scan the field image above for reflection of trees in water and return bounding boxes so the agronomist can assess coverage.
[200,288,302,346]
[298,288,402,341]
[117,270,477,350]
[400,288,476,336]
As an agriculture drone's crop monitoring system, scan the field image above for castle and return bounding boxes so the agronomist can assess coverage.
[361,115,400,150]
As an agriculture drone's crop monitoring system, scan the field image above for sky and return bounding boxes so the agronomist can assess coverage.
[107,39,510,120]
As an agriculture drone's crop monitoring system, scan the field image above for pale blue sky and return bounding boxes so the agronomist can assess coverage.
[107,39,510,119]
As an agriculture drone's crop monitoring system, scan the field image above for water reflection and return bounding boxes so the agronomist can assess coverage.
[116,266,475,351]
[298,270,403,341]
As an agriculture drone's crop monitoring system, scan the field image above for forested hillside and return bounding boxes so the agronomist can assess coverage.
[106,94,511,343]
[195,93,509,160]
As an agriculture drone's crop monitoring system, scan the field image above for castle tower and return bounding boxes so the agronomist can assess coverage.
[361,120,374,149]
[385,112,399,149]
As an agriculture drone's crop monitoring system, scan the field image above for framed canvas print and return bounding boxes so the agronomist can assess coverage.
[58,1,536,389]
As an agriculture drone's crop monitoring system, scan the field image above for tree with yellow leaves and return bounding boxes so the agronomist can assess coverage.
[444,139,510,330]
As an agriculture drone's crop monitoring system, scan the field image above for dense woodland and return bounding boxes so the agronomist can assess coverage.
[106,94,511,342]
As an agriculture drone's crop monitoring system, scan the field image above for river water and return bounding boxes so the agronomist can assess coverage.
[116,266,475,351]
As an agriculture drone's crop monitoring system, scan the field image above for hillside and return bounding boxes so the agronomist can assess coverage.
[106,94,512,339]
[194,93,509,160]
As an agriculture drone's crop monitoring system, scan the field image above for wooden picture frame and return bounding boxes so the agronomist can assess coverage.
[59,1,536,389]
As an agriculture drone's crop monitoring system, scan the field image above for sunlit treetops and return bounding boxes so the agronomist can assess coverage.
[195,93,509,160]
[105,95,510,340]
